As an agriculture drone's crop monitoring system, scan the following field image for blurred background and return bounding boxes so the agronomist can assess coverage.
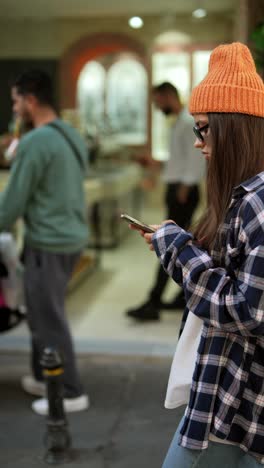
[0,0,263,354]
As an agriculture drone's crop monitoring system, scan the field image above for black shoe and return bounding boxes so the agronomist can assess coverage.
[126,301,160,321]
[161,293,186,310]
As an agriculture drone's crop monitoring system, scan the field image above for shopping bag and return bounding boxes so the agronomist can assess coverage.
[0,232,25,312]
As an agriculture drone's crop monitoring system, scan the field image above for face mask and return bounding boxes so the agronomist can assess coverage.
[161,106,173,115]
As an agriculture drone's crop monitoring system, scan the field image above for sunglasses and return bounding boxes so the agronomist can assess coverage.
[193,123,209,142]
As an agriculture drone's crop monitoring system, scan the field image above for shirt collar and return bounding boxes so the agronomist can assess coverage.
[232,171,264,198]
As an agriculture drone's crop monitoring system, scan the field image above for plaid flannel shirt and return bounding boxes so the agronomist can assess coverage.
[152,172,264,464]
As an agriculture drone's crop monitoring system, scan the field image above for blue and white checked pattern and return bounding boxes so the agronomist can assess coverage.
[152,172,264,464]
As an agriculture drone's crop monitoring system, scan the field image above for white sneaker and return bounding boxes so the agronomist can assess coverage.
[32,394,90,416]
[21,375,46,397]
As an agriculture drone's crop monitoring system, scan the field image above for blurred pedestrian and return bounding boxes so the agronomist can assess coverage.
[126,82,204,321]
[1,69,89,415]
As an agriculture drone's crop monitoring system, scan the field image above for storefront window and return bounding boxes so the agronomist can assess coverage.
[106,58,147,145]
[77,55,147,146]
[77,61,105,137]
[192,50,212,87]
[151,47,212,161]
[152,51,190,161]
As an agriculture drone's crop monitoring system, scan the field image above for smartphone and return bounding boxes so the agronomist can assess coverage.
[120,213,156,233]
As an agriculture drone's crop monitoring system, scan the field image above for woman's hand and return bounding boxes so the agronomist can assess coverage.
[143,227,159,250]
[129,219,176,251]
[128,223,159,250]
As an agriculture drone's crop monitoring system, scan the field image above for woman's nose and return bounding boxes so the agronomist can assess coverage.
[194,137,203,148]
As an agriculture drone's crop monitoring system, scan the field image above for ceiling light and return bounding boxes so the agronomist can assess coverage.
[128,16,144,29]
[192,8,207,19]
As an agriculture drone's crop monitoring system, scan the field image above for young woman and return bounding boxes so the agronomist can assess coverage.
[139,42,264,466]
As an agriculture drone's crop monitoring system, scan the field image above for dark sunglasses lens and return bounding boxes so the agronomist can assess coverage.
[193,127,203,142]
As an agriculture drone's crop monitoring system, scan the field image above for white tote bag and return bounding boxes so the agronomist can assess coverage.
[165,312,203,409]
[0,232,25,311]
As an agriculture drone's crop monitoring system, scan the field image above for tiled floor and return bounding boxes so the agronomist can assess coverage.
[0,188,184,357]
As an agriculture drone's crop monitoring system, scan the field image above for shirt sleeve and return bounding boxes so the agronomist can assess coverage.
[0,138,48,230]
[152,201,264,337]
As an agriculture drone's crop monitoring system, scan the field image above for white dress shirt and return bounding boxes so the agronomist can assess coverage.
[162,107,205,185]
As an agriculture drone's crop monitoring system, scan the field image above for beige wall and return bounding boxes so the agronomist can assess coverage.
[0,14,235,59]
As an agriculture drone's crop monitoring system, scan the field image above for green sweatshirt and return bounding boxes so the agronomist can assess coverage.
[0,119,89,253]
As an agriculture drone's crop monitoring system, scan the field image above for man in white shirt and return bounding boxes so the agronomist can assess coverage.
[126,82,205,321]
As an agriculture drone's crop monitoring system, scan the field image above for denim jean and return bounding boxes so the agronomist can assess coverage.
[162,418,262,468]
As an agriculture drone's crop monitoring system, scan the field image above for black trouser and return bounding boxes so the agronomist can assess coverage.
[149,183,200,305]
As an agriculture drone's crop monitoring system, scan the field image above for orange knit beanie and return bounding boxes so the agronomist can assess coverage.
[189,42,264,117]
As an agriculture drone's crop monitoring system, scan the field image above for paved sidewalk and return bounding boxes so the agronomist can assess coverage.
[0,351,185,468]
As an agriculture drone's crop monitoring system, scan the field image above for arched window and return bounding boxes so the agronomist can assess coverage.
[77,54,147,145]
[77,61,106,137]
[106,57,147,145]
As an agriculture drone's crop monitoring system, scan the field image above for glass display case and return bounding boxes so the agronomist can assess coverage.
[77,53,148,147]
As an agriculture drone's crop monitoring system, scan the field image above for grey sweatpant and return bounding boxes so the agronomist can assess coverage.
[23,246,83,398]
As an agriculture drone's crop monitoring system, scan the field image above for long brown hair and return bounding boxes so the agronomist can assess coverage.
[194,113,264,250]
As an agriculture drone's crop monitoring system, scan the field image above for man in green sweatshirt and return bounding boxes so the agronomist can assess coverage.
[2,69,89,415]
